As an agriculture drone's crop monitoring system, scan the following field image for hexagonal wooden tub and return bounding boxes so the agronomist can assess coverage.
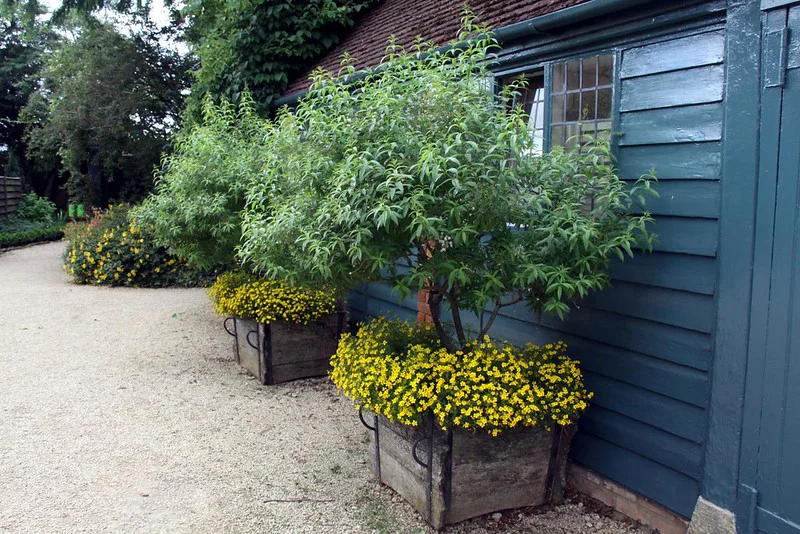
[360,411,575,530]
[222,312,345,385]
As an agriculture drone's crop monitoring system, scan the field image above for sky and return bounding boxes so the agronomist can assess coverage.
[40,0,176,32]
[39,0,187,52]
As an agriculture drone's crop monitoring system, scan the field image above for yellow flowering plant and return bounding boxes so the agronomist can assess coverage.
[208,270,337,325]
[63,204,217,287]
[330,317,592,436]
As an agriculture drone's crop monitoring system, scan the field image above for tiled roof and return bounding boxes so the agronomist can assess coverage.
[283,0,589,97]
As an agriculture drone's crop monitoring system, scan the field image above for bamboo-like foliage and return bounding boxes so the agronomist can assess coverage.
[239,19,657,352]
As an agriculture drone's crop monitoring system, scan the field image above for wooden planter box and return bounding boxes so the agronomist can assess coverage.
[360,411,575,530]
[222,312,345,385]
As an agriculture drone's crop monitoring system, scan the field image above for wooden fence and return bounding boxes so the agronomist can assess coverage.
[0,176,23,218]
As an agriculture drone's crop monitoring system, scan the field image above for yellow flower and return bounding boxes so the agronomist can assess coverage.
[328,318,591,435]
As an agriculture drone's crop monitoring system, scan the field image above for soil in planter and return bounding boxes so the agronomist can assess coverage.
[228,313,344,385]
[364,414,574,530]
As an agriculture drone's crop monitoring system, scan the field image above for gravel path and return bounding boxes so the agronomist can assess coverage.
[0,242,647,534]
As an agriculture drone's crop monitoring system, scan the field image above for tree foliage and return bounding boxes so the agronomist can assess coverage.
[239,26,657,353]
[22,21,194,206]
[133,92,273,269]
[0,2,53,177]
[184,0,375,116]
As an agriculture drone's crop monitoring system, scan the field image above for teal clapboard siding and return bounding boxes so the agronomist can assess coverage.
[568,28,724,517]
[346,25,726,519]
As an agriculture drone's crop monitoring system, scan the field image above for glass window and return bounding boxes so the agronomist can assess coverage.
[551,54,614,149]
[501,70,546,155]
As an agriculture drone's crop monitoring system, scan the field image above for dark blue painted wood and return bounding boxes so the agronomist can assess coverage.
[618,142,721,180]
[584,373,706,443]
[619,103,724,146]
[574,340,709,407]
[628,179,720,219]
[468,311,709,406]
[582,282,715,333]
[610,253,717,295]
[620,65,724,112]
[579,406,704,478]
[740,28,800,528]
[570,433,701,517]
[485,310,712,372]
[789,6,800,68]
[620,30,724,79]
[649,217,718,257]
[704,0,762,515]
[365,298,417,322]
[497,302,713,369]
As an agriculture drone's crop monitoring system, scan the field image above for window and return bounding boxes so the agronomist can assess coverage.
[502,70,546,155]
[500,53,615,152]
[550,54,614,148]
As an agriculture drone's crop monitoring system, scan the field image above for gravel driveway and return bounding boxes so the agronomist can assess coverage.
[0,242,646,534]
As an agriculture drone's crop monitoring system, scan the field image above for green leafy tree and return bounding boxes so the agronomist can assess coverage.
[184,0,375,117]
[133,92,273,269]
[22,20,194,206]
[239,26,657,353]
[0,2,54,182]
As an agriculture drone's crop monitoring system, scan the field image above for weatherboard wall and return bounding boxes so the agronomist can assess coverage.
[348,4,726,519]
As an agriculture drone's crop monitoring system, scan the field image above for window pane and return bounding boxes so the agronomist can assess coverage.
[552,94,565,123]
[567,60,580,91]
[550,53,614,149]
[596,121,612,142]
[581,90,596,120]
[553,64,565,93]
[598,54,613,85]
[551,125,565,147]
[566,93,580,121]
[597,88,613,118]
[500,70,545,155]
[565,124,581,149]
[532,100,544,129]
[581,57,597,89]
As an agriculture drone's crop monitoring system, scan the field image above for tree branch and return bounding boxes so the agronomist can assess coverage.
[445,285,467,348]
[428,287,458,353]
[478,292,526,339]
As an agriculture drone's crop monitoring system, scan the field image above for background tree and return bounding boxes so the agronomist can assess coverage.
[22,20,194,206]
[0,2,62,196]
[184,0,375,117]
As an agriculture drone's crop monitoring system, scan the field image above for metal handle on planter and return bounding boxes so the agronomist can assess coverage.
[358,406,376,431]
[246,329,259,350]
[358,406,381,480]
[411,436,431,469]
[223,317,236,337]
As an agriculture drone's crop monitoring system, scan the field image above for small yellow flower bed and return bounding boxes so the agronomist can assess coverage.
[208,270,337,325]
[330,317,592,436]
[63,204,213,287]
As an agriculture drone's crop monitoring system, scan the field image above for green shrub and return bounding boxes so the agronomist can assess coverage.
[63,204,217,287]
[0,225,64,248]
[0,193,64,248]
[133,93,273,269]
[13,192,58,224]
